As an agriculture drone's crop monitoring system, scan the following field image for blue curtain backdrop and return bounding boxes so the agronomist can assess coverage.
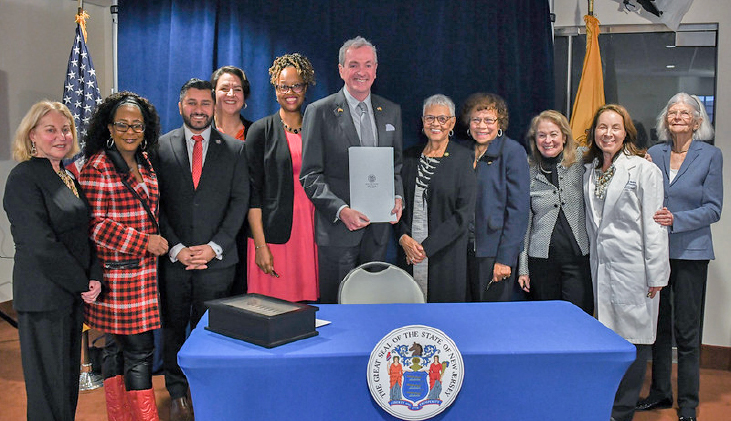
[119,0,554,149]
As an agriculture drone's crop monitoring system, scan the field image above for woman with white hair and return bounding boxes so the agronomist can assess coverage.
[397,94,476,302]
[637,93,723,421]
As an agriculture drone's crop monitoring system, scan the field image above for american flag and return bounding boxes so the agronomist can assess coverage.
[63,22,102,174]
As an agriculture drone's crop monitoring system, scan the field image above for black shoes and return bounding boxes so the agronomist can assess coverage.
[678,417,696,421]
[635,396,673,411]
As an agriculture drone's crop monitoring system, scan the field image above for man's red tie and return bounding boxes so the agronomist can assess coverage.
[191,135,203,189]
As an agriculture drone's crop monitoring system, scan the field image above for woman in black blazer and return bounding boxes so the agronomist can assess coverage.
[397,94,476,302]
[3,101,102,421]
[245,53,319,302]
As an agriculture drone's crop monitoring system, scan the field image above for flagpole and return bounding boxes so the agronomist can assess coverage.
[111,0,118,93]
[588,0,594,16]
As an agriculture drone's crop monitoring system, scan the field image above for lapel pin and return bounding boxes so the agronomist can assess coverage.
[376,106,382,111]
[215,139,221,144]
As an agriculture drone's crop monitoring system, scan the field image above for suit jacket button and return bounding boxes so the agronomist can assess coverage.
[554,204,559,208]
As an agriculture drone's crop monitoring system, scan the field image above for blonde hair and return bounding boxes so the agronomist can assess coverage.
[13,101,79,162]
[527,110,578,167]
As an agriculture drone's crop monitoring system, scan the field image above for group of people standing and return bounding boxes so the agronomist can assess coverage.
[3,34,722,421]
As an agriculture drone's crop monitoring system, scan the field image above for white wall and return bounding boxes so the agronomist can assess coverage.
[555,0,731,348]
[0,0,113,301]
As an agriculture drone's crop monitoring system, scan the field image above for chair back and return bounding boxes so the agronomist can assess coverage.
[338,261,425,304]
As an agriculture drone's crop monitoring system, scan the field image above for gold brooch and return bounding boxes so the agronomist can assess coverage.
[376,106,382,111]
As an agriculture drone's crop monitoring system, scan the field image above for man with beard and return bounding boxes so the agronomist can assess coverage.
[154,78,249,421]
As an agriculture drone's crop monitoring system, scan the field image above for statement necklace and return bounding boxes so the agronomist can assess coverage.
[281,119,301,134]
[593,161,616,200]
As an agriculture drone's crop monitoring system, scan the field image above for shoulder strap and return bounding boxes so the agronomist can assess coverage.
[105,149,160,234]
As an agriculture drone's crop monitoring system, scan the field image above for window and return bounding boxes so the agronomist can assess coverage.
[554,24,718,147]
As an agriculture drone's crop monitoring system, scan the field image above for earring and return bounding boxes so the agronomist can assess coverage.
[243,103,248,110]
[30,142,37,155]
[497,129,504,137]
[467,129,472,139]
[449,130,454,138]
[141,139,148,150]
[106,137,114,149]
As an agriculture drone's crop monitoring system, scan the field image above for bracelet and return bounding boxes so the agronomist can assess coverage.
[255,244,267,250]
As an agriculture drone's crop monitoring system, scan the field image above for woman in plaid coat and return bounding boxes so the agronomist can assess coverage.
[79,92,168,421]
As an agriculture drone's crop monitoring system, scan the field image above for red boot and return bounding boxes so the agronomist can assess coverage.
[127,389,160,421]
[104,375,133,421]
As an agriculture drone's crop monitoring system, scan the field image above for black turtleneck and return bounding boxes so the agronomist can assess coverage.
[539,153,582,257]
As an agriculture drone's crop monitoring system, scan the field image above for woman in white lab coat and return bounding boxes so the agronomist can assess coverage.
[583,104,669,421]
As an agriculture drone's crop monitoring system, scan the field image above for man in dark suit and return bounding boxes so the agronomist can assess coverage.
[155,78,249,421]
[300,36,404,303]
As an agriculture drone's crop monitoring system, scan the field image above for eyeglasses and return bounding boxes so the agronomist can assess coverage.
[275,83,306,94]
[470,117,498,126]
[667,110,693,120]
[112,122,145,133]
[423,115,454,125]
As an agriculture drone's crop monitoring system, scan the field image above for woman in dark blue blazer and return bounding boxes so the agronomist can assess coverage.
[3,101,102,420]
[461,93,530,302]
[638,93,723,421]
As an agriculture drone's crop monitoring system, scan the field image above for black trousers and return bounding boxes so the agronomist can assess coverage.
[317,224,390,304]
[648,259,708,418]
[527,253,593,314]
[466,250,524,302]
[613,344,650,421]
[17,303,83,421]
[160,263,236,399]
[103,331,156,390]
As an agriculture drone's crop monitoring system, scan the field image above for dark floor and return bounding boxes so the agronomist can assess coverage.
[2,301,730,420]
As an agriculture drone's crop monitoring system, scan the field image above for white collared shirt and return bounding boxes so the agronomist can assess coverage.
[183,125,213,170]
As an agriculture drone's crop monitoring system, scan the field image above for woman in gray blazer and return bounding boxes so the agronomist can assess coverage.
[517,110,593,314]
[637,93,723,421]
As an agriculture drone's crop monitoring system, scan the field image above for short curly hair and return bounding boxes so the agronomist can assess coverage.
[84,91,161,159]
[268,53,316,87]
[460,92,510,131]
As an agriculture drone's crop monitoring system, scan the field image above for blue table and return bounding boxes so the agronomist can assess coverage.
[179,301,635,420]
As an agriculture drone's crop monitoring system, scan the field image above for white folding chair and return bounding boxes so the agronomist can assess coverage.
[338,261,425,304]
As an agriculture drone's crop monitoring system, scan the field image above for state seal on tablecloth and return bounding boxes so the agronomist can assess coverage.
[367,325,464,420]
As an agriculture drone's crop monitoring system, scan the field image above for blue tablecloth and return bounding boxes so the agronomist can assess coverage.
[178,301,635,420]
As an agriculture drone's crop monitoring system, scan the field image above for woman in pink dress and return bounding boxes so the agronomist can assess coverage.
[245,53,318,301]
